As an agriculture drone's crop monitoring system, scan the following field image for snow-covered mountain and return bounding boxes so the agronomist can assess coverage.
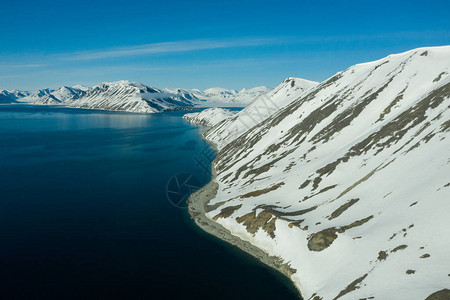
[5,82,196,111]
[0,91,15,103]
[1,91,17,103]
[204,77,318,149]
[0,89,30,103]
[189,46,450,300]
[10,89,31,99]
[51,86,83,103]
[183,108,237,127]
[68,80,197,113]
[163,88,202,103]
[19,88,61,105]
[192,86,271,106]
[10,86,84,105]
[67,81,270,113]
[2,82,270,112]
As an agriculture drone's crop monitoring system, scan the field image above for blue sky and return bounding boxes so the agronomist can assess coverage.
[1,0,449,90]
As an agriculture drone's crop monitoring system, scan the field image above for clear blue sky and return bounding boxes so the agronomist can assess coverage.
[1,0,449,90]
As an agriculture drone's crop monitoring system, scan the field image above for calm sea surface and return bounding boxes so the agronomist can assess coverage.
[0,105,299,299]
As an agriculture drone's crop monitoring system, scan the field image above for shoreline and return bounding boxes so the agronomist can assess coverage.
[187,164,304,299]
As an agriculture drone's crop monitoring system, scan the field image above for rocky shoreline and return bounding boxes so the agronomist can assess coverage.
[187,166,304,299]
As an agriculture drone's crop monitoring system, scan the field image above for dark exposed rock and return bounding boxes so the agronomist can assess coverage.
[332,273,368,300]
[308,228,339,252]
[213,204,242,220]
[329,198,359,220]
[433,72,448,83]
[377,250,388,261]
[425,289,450,300]
[240,182,284,198]
[391,244,408,252]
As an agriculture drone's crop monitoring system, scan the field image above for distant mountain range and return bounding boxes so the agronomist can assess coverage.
[0,89,31,102]
[0,81,271,113]
[190,86,272,106]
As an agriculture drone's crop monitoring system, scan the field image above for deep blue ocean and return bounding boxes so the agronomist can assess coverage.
[0,105,298,299]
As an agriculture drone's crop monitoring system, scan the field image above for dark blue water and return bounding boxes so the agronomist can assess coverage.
[0,105,299,299]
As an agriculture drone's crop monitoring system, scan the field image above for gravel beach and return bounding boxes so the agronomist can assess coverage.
[187,166,303,299]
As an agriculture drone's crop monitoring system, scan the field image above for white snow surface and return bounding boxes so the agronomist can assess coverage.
[183,108,237,127]
[202,46,450,300]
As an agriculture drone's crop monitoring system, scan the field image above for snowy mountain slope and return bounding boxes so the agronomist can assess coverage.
[0,90,30,103]
[192,86,271,106]
[51,86,83,103]
[10,89,30,99]
[68,80,197,113]
[163,88,202,103]
[0,91,17,103]
[183,108,237,127]
[13,86,84,105]
[204,77,318,149]
[19,88,61,105]
[198,46,450,300]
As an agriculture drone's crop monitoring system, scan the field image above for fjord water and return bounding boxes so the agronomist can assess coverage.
[0,105,298,299]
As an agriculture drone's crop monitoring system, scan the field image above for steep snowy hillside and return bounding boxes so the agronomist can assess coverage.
[190,46,450,300]
[193,86,271,106]
[204,78,318,149]
[183,108,237,127]
[69,81,197,113]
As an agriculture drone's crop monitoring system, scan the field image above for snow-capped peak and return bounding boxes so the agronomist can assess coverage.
[72,84,89,92]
